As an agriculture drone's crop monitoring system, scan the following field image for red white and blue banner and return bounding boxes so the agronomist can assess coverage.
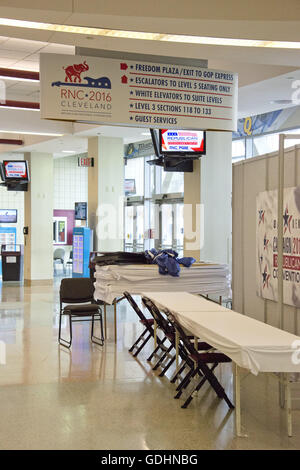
[256,187,300,307]
[40,54,238,131]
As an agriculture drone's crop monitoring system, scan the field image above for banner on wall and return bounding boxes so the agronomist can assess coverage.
[40,54,238,131]
[233,106,298,139]
[256,187,300,307]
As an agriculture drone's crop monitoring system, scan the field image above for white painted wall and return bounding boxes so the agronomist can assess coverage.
[53,155,88,210]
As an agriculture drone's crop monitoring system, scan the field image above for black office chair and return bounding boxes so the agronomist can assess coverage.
[58,277,104,348]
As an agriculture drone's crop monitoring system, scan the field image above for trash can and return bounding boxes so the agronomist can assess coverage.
[1,244,24,281]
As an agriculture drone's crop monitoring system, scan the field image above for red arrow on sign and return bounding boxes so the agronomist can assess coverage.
[121,75,128,84]
[120,63,128,70]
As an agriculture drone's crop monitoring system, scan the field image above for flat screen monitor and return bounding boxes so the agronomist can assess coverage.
[3,160,29,181]
[124,179,136,195]
[75,202,87,220]
[0,209,17,223]
[159,129,206,156]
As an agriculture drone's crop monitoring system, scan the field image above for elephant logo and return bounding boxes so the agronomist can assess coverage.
[63,60,89,83]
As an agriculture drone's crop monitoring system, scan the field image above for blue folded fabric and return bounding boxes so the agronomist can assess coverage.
[144,249,196,277]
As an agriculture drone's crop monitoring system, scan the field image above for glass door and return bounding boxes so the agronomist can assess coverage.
[124,205,134,252]
[124,203,145,252]
[155,197,184,257]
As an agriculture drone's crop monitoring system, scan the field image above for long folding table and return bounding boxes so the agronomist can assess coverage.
[142,291,300,437]
[93,263,231,341]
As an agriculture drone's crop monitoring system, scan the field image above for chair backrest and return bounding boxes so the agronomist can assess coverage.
[54,248,65,261]
[123,291,149,323]
[166,310,199,357]
[142,296,173,337]
[60,277,94,304]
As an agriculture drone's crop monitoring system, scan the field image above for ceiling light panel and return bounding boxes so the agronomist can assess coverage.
[0,18,300,49]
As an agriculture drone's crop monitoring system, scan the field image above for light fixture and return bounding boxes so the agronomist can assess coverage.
[270,99,293,104]
[62,150,75,153]
[0,17,300,49]
[0,99,39,111]
[0,130,64,136]
[0,105,39,111]
[0,138,23,145]
[0,67,39,83]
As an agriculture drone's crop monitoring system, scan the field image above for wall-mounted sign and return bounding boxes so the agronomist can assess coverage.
[78,157,94,167]
[40,54,238,132]
[256,187,300,307]
[233,106,300,139]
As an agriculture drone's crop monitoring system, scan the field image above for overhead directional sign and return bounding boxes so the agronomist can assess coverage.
[40,54,238,131]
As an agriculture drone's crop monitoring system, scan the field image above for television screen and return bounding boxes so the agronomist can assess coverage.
[3,160,29,180]
[159,129,206,155]
[75,202,87,220]
[0,209,17,223]
[124,179,136,195]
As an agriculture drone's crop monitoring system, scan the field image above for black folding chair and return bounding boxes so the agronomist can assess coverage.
[166,311,234,410]
[58,277,104,348]
[142,296,212,379]
[123,291,157,358]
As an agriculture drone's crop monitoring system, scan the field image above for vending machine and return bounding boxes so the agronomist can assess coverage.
[72,227,93,278]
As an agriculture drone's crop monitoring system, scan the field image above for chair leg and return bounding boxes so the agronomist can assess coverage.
[198,362,235,409]
[170,361,188,384]
[91,312,105,346]
[58,313,72,348]
[58,312,62,342]
[174,367,196,398]
[159,354,176,377]
[147,336,166,362]
[152,344,173,371]
[181,372,208,409]
[132,332,152,357]
[129,328,149,353]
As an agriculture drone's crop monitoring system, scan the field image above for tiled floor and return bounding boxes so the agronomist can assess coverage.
[0,280,299,450]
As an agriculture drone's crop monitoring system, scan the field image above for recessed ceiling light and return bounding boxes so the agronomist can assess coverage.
[0,75,39,83]
[0,105,39,111]
[0,129,64,136]
[1,17,300,49]
[270,99,293,104]
[62,150,75,153]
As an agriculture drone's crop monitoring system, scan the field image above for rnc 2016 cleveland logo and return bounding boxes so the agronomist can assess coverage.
[50,60,112,115]
[51,60,112,89]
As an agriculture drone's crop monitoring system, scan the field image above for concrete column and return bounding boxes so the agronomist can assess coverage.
[184,131,232,266]
[24,152,53,284]
[88,136,124,252]
[200,131,232,265]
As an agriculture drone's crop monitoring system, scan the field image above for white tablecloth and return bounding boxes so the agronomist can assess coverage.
[142,292,300,375]
[94,263,231,305]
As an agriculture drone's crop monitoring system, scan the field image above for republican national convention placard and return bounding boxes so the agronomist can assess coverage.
[256,187,300,307]
[39,53,238,131]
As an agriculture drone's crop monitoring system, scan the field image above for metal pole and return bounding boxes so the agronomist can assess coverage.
[278,134,285,330]
[278,134,285,408]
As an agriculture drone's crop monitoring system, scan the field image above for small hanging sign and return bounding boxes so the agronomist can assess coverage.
[78,157,94,167]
